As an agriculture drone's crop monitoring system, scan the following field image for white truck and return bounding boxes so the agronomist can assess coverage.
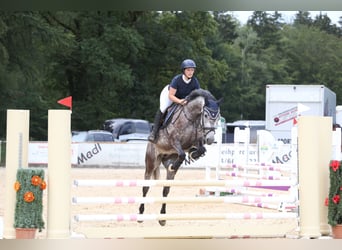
[265,84,336,144]
[336,105,342,126]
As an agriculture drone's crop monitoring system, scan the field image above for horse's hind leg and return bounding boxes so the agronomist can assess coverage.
[159,166,178,226]
[138,167,160,216]
[138,143,160,223]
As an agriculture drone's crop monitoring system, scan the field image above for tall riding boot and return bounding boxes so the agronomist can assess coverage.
[148,110,163,143]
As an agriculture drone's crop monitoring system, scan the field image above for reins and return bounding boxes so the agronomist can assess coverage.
[167,101,218,140]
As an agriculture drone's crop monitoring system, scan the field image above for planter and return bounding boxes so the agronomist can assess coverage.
[332,224,342,239]
[15,228,37,239]
[14,169,46,234]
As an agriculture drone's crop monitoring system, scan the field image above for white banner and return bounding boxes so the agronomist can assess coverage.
[28,141,295,168]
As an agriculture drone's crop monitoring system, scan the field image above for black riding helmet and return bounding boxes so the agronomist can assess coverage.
[181,59,196,72]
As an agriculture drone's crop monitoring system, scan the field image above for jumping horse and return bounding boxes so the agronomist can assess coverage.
[138,88,221,226]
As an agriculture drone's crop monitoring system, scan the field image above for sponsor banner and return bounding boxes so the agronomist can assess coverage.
[272,106,297,127]
[28,141,295,167]
[28,142,78,164]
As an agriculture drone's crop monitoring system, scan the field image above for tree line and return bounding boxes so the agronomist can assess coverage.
[1,11,342,140]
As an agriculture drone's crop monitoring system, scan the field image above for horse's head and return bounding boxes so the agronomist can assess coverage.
[186,89,222,145]
[202,97,221,145]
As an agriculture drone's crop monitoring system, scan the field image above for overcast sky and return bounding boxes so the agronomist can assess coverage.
[231,11,342,26]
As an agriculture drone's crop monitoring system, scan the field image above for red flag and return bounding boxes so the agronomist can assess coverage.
[293,118,297,125]
[57,96,72,109]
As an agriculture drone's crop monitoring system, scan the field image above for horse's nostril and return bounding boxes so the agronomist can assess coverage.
[206,136,214,145]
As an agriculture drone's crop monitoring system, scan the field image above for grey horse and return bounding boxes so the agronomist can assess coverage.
[138,89,221,226]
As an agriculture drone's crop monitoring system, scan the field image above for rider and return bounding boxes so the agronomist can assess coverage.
[148,59,200,143]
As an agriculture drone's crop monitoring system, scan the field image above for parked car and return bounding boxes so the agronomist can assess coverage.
[103,118,151,142]
[71,130,114,142]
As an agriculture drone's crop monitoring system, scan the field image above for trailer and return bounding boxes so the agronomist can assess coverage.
[265,84,336,144]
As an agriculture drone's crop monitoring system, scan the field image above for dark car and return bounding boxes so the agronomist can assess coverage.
[71,130,114,142]
[103,118,151,142]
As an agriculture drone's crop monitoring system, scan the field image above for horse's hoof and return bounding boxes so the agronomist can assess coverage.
[159,220,166,226]
[168,164,175,172]
[137,220,143,224]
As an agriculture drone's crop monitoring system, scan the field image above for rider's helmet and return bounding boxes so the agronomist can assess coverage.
[181,59,196,72]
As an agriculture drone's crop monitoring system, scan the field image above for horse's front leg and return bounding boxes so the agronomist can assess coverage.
[159,165,178,226]
[189,139,206,161]
[168,142,186,172]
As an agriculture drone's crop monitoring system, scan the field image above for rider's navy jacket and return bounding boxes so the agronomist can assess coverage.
[169,74,200,99]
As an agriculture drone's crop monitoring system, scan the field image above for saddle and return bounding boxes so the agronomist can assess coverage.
[160,98,220,129]
[161,103,179,129]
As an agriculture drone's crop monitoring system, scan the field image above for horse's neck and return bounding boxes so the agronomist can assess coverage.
[184,98,204,121]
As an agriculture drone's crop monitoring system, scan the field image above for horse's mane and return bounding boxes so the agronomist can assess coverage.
[186,88,217,102]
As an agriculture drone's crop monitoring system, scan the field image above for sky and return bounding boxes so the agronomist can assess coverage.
[231,11,342,26]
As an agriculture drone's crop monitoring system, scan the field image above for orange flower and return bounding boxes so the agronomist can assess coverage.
[40,181,47,190]
[333,195,340,204]
[31,175,42,186]
[14,181,21,192]
[330,160,340,172]
[23,191,35,203]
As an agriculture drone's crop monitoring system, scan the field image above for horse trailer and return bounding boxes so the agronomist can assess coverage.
[265,84,336,144]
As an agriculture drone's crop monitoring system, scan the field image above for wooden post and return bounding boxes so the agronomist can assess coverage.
[298,116,331,238]
[3,110,30,239]
[47,110,71,238]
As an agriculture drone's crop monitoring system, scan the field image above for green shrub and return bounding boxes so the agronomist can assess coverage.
[14,168,46,232]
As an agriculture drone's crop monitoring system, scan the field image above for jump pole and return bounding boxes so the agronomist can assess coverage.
[297,116,331,238]
[74,212,298,222]
[72,195,296,204]
[73,179,296,187]
[3,110,30,239]
[47,110,71,239]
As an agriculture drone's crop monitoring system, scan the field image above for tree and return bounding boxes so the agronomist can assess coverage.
[1,10,342,140]
[247,11,285,49]
[282,24,342,104]
[0,12,62,139]
[293,11,313,26]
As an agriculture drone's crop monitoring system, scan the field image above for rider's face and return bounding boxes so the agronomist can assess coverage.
[184,68,195,79]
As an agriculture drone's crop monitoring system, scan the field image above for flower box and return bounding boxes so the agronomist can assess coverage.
[13,168,47,238]
[327,160,342,238]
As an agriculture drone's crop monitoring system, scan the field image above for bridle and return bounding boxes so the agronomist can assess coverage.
[201,105,220,137]
[173,102,219,139]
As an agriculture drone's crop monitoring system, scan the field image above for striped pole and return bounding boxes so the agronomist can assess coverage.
[73,179,297,187]
[207,187,290,196]
[224,163,295,171]
[239,202,297,211]
[221,171,285,180]
[72,195,297,204]
[74,212,298,222]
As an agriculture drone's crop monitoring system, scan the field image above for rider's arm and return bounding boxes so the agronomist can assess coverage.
[169,87,187,105]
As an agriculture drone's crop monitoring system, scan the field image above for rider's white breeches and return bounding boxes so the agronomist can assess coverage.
[159,85,173,113]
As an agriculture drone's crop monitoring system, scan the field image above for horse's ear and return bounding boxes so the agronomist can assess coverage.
[217,97,223,105]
